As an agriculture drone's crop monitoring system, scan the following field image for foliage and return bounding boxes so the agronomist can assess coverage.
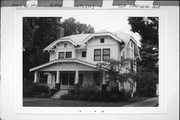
[96,58,137,88]
[136,71,158,97]
[26,83,51,98]
[128,17,159,96]
[23,17,95,81]
[61,17,95,36]
[61,84,131,102]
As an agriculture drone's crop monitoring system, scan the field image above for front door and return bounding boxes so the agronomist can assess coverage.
[60,72,75,90]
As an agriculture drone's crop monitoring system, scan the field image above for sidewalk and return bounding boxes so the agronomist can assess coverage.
[123,97,158,107]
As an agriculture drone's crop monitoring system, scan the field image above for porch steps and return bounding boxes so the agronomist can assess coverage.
[51,90,68,99]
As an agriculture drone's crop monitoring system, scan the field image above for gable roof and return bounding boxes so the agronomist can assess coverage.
[30,58,97,72]
[43,30,140,60]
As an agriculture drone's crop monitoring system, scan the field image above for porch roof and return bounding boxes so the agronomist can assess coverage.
[29,59,97,72]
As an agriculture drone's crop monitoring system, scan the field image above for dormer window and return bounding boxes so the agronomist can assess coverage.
[59,51,72,59]
[131,42,134,48]
[59,52,64,59]
[100,38,104,43]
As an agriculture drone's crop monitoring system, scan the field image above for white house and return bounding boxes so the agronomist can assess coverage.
[30,30,141,97]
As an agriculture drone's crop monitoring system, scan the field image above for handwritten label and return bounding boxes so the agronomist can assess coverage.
[113,0,135,6]
[1,0,27,7]
[74,0,103,7]
[38,0,63,7]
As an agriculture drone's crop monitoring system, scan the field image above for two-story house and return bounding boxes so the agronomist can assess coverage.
[30,30,141,97]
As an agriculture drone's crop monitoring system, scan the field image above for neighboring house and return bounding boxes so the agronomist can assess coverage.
[30,30,141,97]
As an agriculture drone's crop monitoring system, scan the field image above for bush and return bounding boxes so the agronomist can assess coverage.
[27,83,51,98]
[61,85,132,102]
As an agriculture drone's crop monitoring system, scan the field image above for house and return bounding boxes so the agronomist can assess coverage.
[29,30,141,97]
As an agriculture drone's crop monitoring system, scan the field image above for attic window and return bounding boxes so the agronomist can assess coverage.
[100,38,104,43]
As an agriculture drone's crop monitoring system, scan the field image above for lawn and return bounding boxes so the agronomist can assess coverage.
[23,97,149,107]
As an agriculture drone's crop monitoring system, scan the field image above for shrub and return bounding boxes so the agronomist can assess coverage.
[27,83,51,98]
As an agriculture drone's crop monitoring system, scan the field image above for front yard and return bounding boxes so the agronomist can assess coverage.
[23,97,150,107]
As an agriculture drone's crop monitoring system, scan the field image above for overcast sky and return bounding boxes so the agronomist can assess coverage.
[60,10,141,44]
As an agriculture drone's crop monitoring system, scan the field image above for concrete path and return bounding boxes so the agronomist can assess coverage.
[123,97,158,107]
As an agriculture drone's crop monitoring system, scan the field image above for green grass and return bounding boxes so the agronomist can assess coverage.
[23,97,149,107]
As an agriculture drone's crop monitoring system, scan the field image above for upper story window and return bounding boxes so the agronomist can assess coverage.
[100,38,104,43]
[103,49,110,61]
[59,52,64,59]
[121,51,125,61]
[131,42,134,48]
[66,52,72,58]
[59,51,72,59]
[94,49,101,61]
[82,51,86,57]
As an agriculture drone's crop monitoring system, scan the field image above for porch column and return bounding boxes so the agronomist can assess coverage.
[74,70,79,84]
[55,71,60,90]
[34,71,39,83]
[102,70,106,84]
[56,71,60,84]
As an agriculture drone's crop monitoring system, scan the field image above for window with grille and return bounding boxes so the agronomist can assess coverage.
[94,49,101,61]
[103,49,110,61]
[66,52,72,58]
[59,52,64,59]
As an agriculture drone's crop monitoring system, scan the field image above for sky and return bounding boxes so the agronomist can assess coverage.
[59,10,141,44]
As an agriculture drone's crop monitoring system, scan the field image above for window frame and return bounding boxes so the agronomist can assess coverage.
[59,52,65,59]
[66,51,72,58]
[82,51,86,58]
[103,48,110,61]
[94,49,101,61]
[100,38,104,43]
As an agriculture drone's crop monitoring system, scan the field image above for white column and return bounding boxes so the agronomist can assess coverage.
[56,71,60,84]
[74,70,79,84]
[102,71,106,84]
[34,71,40,83]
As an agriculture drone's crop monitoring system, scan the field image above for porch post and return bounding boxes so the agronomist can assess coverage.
[55,71,60,90]
[102,70,106,84]
[34,71,39,83]
[74,70,79,84]
[56,71,60,84]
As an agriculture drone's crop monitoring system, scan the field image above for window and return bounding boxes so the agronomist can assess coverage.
[59,52,72,59]
[79,73,83,85]
[100,38,104,43]
[82,51,86,57]
[130,41,134,48]
[61,72,75,85]
[66,52,72,58]
[103,49,110,61]
[121,51,125,60]
[94,49,101,61]
[93,72,101,85]
[59,52,64,59]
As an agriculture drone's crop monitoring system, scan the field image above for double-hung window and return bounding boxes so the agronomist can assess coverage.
[66,52,72,58]
[59,52,72,59]
[94,49,101,61]
[103,49,110,61]
[59,52,64,59]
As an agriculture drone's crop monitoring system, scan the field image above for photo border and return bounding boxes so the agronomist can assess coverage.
[13,8,167,115]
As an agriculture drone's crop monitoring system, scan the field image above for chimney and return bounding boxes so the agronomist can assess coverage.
[59,27,64,38]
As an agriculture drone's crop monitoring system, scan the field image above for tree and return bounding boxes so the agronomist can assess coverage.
[23,17,62,79]
[128,17,159,97]
[96,58,137,90]
[61,17,95,36]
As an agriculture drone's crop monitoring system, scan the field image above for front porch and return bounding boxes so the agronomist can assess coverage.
[33,70,104,91]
